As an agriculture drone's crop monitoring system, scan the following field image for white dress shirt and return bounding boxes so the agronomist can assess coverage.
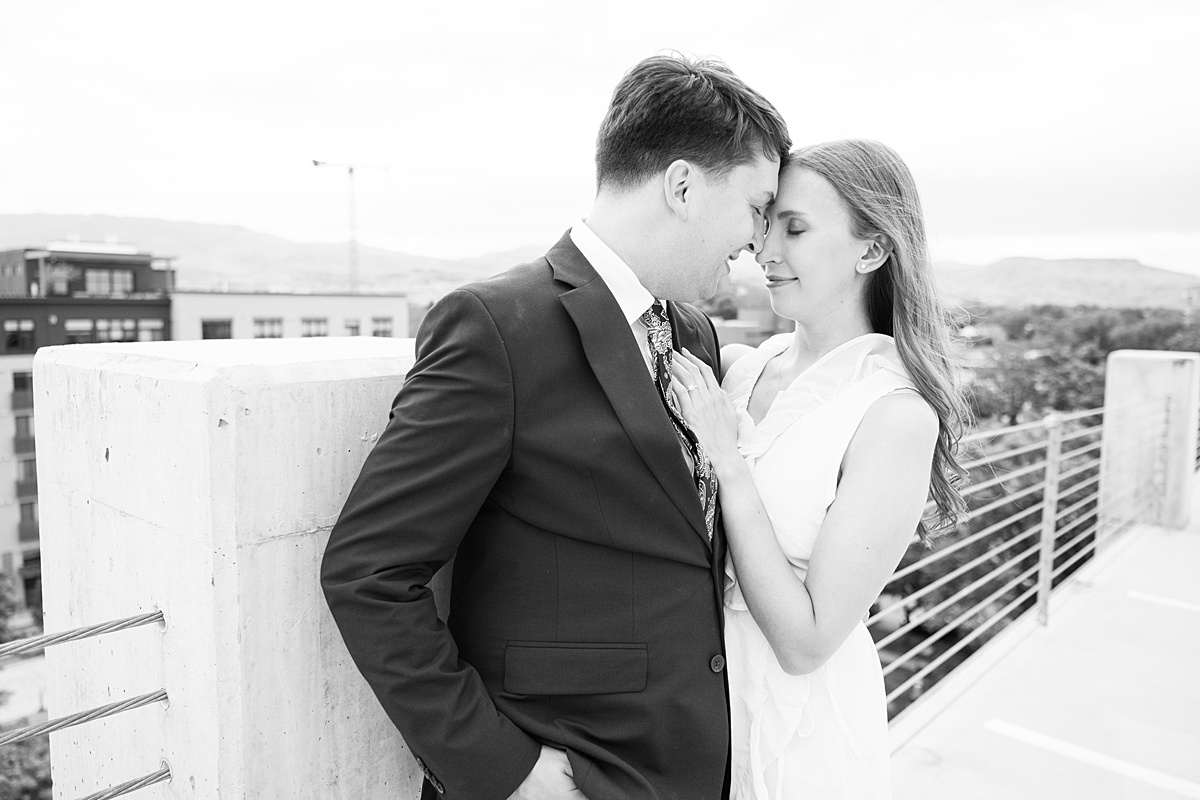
[570,219,655,373]
[571,220,694,470]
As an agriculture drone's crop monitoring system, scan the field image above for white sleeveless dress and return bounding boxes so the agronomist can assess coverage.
[722,333,917,800]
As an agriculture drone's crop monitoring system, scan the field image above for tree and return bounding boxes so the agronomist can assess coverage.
[0,573,18,645]
[0,737,52,800]
[0,574,52,800]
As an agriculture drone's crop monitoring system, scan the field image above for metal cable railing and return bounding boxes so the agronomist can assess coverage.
[0,610,164,660]
[0,690,168,747]
[869,523,1040,627]
[78,765,171,800]
[876,544,1041,656]
[0,611,170,799]
[877,399,1172,719]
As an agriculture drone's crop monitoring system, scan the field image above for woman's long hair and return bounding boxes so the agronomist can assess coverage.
[789,139,970,543]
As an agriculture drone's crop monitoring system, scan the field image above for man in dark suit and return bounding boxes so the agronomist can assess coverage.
[321,54,789,800]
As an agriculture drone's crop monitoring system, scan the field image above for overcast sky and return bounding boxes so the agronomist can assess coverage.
[2,0,1198,273]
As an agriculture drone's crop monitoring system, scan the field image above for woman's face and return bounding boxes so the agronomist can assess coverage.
[755,165,871,325]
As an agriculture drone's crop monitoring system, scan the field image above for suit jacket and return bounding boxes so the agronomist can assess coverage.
[321,231,729,800]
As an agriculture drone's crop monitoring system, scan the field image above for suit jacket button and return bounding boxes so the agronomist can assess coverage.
[710,654,725,673]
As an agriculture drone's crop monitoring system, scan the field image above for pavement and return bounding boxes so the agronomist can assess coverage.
[890,476,1200,799]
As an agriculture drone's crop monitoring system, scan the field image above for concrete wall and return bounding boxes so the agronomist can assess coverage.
[36,337,423,799]
[170,291,409,341]
[1099,350,1200,533]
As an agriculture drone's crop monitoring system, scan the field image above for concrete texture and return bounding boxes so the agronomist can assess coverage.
[35,337,421,799]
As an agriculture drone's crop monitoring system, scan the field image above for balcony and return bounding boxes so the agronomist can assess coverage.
[16,476,37,498]
[13,434,35,454]
[0,341,1195,799]
[17,519,38,542]
[10,389,32,410]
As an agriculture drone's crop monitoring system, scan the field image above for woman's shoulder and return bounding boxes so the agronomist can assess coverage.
[855,391,939,457]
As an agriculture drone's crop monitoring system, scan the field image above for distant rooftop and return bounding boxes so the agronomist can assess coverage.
[44,239,143,256]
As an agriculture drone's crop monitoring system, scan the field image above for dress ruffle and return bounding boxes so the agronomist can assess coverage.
[726,333,911,463]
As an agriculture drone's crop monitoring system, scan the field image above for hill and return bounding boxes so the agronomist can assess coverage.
[0,214,542,300]
[1,215,1196,308]
[935,257,1200,309]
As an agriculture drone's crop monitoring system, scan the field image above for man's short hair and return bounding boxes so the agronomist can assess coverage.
[595,53,791,191]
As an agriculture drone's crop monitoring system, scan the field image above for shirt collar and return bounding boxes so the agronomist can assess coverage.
[570,219,656,326]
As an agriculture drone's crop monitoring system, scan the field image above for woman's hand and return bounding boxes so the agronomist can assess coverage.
[669,349,742,475]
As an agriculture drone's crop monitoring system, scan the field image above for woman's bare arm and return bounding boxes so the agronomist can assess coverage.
[672,351,937,674]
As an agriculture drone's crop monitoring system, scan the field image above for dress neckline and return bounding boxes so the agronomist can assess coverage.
[744,333,889,427]
[726,332,912,462]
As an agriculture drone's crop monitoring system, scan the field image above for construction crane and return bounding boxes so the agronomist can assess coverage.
[312,160,389,293]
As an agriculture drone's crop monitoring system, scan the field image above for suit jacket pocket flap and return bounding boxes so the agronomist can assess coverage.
[504,642,648,695]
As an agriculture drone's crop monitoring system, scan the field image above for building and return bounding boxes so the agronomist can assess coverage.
[171,290,409,341]
[0,241,176,609]
[0,243,409,613]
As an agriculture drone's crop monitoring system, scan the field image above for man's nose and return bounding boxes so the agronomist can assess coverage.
[755,236,779,267]
[746,226,766,256]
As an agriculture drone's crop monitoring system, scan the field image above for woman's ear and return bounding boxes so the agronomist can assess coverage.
[855,236,892,274]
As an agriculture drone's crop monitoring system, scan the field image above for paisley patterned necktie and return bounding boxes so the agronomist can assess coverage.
[640,301,717,543]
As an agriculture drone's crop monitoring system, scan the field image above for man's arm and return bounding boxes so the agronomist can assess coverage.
[321,288,541,799]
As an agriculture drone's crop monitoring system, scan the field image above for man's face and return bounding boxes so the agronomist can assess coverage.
[665,153,779,302]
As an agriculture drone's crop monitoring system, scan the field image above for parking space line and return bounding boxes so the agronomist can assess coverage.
[985,719,1200,798]
[1128,590,1200,614]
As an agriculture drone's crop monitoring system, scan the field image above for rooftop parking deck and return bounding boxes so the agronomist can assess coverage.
[891,472,1200,800]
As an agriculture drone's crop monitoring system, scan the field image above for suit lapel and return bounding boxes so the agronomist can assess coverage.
[548,233,710,545]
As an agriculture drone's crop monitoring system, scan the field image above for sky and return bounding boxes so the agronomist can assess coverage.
[2,0,1198,273]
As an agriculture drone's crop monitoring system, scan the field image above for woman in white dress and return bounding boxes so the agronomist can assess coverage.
[671,140,970,799]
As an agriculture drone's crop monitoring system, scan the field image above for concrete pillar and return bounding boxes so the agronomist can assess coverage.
[1099,350,1200,535]
[36,337,424,799]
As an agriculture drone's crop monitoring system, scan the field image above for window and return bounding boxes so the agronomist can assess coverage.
[345,319,360,336]
[17,458,36,483]
[301,318,329,337]
[113,270,133,295]
[201,320,232,340]
[84,268,134,296]
[95,319,136,342]
[3,319,35,353]
[138,319,165,342]
[14,415,33,439]
[85,269,110,295]
[64,319,95,344]
[19,501,37,524]
[371,317,393,337]
[12,372,32,392]
[254,318,283,338]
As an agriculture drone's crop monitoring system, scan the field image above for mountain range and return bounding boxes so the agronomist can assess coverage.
[1,214,1196,309]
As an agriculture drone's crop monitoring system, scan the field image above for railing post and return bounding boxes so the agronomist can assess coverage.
[1035,414,1062,625]
[1098,351,1200,540]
